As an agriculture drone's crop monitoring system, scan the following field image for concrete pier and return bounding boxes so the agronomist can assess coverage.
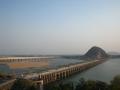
[0,57,53,63]
[0,60,105,90]
[0,79,16,90]
[23,60,105,85]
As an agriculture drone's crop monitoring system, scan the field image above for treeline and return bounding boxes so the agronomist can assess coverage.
[45,75,120,90]
[10,75,120,90]
[0,72,15,79]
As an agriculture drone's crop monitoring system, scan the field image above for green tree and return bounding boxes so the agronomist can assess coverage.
[76,78,108,90]
[59,82,74,90]
[110,75,120,90]
[11,79,37,90]
[0,72,6,79]
[45,82,74,90]
[76,78,86,90]
[84,80,96,90]
[44,83,61,90]
[95,81,108,90]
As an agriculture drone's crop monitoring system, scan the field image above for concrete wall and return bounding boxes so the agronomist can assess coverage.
[0,79,16,90]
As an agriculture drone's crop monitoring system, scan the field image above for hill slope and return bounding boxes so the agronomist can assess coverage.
[82,46,108,60]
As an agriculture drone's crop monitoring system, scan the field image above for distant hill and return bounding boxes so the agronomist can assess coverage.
[108,52,120,55]
[81,46,109,60]
[61,46,119,60]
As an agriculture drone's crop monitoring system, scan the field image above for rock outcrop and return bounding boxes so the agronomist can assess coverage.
[82,46,108,60]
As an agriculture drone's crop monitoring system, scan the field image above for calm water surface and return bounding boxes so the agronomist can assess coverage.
[0,58,82,74]
[64,58,120,83]
[0,58,120,83]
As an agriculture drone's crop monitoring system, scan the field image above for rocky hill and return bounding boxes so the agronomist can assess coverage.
[82,46,109,60]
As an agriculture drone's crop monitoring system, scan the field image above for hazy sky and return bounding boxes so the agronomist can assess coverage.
[0,0,120,55]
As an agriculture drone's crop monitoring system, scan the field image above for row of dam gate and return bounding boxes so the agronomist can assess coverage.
[23,60,105,85]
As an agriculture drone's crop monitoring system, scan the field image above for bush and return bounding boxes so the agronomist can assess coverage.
[0,72,6,79]
[76,79,108,90]
[10,75,120,90]
[110,75,120,90]
[44,82,74,90]
[11,79,37,90]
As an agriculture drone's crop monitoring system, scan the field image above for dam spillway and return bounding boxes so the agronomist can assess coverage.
[0,57,53,63]
[0,59,106,90]
[23,60,105,85]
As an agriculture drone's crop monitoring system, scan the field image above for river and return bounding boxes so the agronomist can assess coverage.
[64,58,120,83]
[0,57,83,74]
[0,58,120,83]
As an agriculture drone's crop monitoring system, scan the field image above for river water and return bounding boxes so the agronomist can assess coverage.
[0,58,83,74]
[0,58,120,83]
[64,58,120,83]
